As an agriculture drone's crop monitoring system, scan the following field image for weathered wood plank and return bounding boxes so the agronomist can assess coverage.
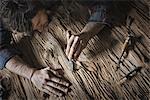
[1,1,150,100]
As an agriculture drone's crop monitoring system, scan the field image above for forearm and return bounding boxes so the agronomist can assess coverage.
[82,1,112,36]
[5,55,36,80]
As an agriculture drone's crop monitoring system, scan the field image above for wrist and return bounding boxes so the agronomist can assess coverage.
[80,22,105,38]
[79,31,95,41]
[5,55,39,81]
[19,64,38,80]
[29,68,38,81]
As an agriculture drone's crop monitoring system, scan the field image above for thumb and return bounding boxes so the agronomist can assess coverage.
[41,67,50,73]
[49,68,64,77]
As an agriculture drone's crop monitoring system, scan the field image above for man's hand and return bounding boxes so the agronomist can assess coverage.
[31,67,70,97]
[6,56,70,97]
[65,22,105,60]
[65,31,89,60]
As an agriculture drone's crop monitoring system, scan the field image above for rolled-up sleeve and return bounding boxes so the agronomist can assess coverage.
[0,19,18,69]
[89,1,113,26]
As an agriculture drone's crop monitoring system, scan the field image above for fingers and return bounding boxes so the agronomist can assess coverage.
[42,67,62,78]
[66,35,75,56]
[46,81,68,93]
[50,77,70,87]
[42,88,52,95]
[74,44,82,60]
[66,35,82,60]
[32,68,71,97]
[66,30,85,60]
[43,67,69,87]
[48,68,62,78]
[68,36,79,60]
[43,69,70,96]
[44,85,64,96]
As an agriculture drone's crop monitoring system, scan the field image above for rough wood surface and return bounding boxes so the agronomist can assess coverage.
[1,1,150,100]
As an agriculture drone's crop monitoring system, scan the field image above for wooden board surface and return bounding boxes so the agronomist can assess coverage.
[1,0,150,100]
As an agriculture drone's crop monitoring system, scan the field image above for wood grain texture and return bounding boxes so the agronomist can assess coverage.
[1,0,150,100]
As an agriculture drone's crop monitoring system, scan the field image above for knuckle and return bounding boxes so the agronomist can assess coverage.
[42,79,47,85]
[70,47,75,51]
[45,70,49,74]
[50,88,55,93]
[51,82,55,86]
[55,83,59,87]
[44,79,47,83]
[54,91,62,96]
[45,74,49,79]
[57,78,61,82]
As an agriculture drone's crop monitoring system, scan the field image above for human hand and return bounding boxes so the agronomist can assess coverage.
[31,67,70,97]
[65,31,90,60]
[65,22,105,60]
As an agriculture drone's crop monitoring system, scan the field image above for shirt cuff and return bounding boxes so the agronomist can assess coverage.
[88,4,112,27]
[0,48,18,69]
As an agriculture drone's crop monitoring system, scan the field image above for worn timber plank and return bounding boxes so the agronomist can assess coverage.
[1,0,150,100]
